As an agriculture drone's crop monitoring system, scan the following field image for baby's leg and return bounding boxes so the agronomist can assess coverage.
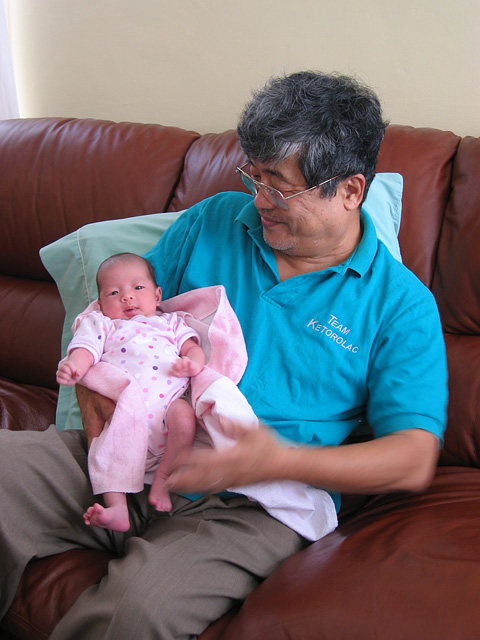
[84,491,130,532]
[149,398,196,511]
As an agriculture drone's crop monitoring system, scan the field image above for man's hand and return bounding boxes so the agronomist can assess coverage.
[165,421,287,493]
[76,385,115,447]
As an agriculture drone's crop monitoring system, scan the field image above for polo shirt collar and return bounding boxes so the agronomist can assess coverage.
[235,199,379,278]
[235,198,259,228]
[343,210,378,277]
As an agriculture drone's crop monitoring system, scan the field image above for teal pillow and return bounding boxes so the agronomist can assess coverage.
[40,173,403,431]
[362,172,403,261]
[40,210,185,430]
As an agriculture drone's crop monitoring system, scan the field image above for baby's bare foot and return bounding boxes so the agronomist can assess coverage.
[149,471,172,512]
[83,503,130,532]
[149,491,173,512]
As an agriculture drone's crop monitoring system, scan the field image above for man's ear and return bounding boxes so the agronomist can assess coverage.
[342,174,365,210]
[155,286,162,305]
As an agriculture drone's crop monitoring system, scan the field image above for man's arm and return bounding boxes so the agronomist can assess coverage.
[165,423,439,495]
[277,428,439,493]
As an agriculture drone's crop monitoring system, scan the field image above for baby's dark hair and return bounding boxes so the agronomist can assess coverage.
[96,252,157,293]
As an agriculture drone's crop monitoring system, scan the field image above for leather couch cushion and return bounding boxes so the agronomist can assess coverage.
[1,549,112,640]
[0,378,57,432]
[221,467,480,640]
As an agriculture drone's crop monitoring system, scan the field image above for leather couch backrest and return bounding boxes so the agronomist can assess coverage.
[432,136,480,466]
[0,117,199,281]
[375,125,460,288]
[0,117,199,387]
[168,130,248,211]
[433,136,480,335]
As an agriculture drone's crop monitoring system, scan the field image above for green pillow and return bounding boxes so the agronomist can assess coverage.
[40,210,185,430]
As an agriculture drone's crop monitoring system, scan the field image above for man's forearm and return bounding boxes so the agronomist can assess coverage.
[166,423,439,497]
[275,429,439,495]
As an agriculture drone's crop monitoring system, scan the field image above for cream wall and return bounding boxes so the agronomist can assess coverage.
[7,0,479,137]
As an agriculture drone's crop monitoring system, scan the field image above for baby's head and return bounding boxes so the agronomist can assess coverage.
[96,253,162,320]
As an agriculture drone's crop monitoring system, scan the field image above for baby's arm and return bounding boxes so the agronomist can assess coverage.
[57,348,95,386]
[171,338,206,377]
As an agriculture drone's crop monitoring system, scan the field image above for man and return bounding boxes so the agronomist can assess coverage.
[0,71,447,640]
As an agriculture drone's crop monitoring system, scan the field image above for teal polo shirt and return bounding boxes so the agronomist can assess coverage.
[145,191,447,453]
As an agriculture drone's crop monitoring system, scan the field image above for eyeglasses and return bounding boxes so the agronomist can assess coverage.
[236,162,339,211]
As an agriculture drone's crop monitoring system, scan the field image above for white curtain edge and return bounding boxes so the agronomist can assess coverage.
[0,0,19,119]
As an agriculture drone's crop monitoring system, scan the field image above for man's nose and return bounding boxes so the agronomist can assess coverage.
[254,188,274,210]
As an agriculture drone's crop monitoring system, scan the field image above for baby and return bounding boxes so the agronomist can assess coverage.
[57,252,205,532]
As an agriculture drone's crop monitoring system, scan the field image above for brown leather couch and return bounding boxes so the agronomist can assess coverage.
[1,117,479,640]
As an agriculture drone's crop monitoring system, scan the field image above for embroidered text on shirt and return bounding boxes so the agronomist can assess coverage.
[307,315,359,353]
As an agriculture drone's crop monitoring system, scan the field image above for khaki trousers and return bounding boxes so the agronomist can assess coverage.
[0,426,307,640]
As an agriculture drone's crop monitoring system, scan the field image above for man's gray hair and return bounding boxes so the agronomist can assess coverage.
[237,71,388,201]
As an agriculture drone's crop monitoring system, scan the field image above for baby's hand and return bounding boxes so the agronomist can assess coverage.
[56,361,85,386]
[170,357,203,378]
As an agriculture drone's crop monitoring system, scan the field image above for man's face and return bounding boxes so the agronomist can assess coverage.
[249,157,361,263]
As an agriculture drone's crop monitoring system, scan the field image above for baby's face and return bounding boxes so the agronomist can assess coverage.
[98,261,162,320]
